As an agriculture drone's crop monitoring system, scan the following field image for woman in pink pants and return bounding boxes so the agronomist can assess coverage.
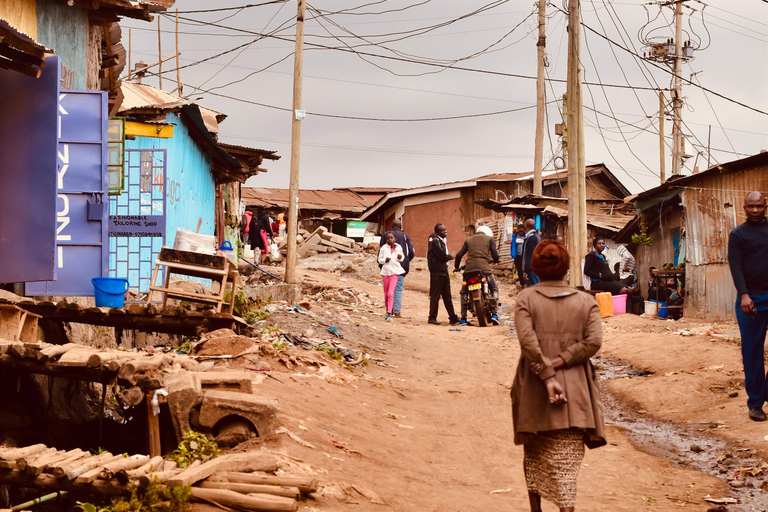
[377,232,405,322]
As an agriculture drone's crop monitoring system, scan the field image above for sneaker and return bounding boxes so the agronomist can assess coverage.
[490,314,500,325]
[449,318,461,326]
[428,319,441,325]
[459,318,472,326]
[385,315,393,323]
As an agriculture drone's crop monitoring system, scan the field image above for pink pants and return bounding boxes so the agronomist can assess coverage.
[382,275,399,314]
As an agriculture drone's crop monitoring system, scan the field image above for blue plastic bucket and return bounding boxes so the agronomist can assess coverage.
[650,299,669,319]
[92,277,130,308]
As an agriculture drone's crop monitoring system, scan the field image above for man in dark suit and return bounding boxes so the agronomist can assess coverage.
[427,223,460,326]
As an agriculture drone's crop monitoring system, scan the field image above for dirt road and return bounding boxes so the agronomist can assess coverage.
[233,253,768,511]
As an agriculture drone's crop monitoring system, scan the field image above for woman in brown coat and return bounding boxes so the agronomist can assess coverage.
[512,240,606,512]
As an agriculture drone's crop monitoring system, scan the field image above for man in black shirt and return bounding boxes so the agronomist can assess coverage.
[728,191,768,422]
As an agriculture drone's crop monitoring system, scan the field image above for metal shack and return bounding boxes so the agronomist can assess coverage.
[112,82,279,294]
[618,152,768,321]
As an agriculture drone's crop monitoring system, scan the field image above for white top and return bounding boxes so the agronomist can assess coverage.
[378,243,406,276]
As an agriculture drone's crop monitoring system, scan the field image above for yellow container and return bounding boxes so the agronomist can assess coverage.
[595,292,614,318]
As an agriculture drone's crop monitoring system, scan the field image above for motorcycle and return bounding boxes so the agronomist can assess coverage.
[460,269,494,327]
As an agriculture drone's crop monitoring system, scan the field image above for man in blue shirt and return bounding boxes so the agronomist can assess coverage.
[728,191,768,422]
[521,218,541,287]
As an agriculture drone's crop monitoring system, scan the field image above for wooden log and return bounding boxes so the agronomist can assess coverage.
[0,470,129,496]
[57,348,99,367]
[40,343,80,359]
[74,454,126,484]
[7,341,25,358]
[54,451,113,479]
[26,449,85,476]
[87,350,138,368]
[318,239,354,253]
[166,453,277,488]
[161,460,177,471]
[210,472,317,496]
[147,392,162,457]
[197,481,300,500]
[117,455,163,484]
[118,355,169,383]
[190,488,297,512]
[138,468,182,489]
[15,447,60,471]
[120,387,145,407]
[0,444,48,461]
[98,454,150,480]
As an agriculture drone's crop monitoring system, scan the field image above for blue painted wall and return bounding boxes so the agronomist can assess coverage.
[124,112,216,245]
[36,0,87,90]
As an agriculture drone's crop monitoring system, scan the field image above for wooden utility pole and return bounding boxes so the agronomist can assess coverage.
[176,9,181,98]
[533,0,546,196]
[285,0,306,284]
[671,0,683,175]
[128,29,131,81]
[566,0,587,288]
[659,91,665,183]
[157,16,162,90]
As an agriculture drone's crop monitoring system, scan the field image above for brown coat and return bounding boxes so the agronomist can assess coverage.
[512,280,606,449]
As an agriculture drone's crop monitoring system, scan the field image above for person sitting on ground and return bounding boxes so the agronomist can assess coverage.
[454,224,501,326]
[583,236,635,296]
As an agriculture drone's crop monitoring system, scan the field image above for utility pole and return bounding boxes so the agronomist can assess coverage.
[672,0,683,175]
[157,16,162,90]
[533,0,546,196]
[175,9,181,98]
[285,0,306,284]
[659,91,665,183]
[566,0,587,288]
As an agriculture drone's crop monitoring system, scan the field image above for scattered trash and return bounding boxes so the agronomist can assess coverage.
[449,328,465,332]
[327,326,344,338]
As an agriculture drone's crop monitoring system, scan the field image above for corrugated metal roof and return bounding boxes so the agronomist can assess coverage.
[241,188,371,212]
[119,82,225,134]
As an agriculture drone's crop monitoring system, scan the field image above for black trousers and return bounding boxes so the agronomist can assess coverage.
[429,273,458,322]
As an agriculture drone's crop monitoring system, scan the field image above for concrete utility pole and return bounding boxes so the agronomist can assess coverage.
[671,0,684,175]
[533,0,546,196]
[566,0,587,288]
[285,0,306,284]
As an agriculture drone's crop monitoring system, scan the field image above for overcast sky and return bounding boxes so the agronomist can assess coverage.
[122,0,768,195]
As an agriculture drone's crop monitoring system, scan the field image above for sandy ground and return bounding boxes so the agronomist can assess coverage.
[222,253,768,511]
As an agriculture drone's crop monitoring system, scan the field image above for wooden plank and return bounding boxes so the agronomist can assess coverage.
[189,488,297,512]
[197,480,300,500]
[166,453,275,488]
[212,472,318,496]
[58,348,100,367]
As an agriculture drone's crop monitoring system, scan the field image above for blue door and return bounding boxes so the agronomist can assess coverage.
[108,149,167,297]
[0,56,59,283]
[26,89,109,295]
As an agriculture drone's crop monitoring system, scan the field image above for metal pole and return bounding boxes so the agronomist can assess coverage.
[659,91,665,184]
[672,0,683,175]
[285,0,306,284]
[128,28,131,80]
[533,0,546,196]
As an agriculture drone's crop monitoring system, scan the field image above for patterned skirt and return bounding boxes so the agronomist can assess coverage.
[523,429,585,508]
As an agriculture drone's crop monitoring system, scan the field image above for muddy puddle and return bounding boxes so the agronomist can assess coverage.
[596,356,768,511]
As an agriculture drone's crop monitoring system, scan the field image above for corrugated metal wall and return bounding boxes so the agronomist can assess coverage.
[681,165,768,321]
[125,112,216,246]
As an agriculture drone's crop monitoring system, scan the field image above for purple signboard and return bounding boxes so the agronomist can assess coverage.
[26,89,108,296]
[0,56,59,283]
[108,215,165,238]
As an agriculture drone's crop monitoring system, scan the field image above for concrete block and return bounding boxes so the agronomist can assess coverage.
[197,389,278,437]
[242,284,301,305]
[191,371,253,394]
[166,373,203,443]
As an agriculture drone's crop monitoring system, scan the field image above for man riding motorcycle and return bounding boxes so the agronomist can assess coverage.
[454,225,500,325]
